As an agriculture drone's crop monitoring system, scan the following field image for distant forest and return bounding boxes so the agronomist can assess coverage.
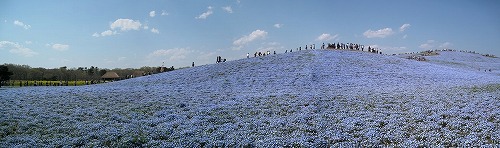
[2,63,175,81]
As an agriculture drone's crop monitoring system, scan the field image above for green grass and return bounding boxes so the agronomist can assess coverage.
[469,84,500,93]
[4,80,92,87]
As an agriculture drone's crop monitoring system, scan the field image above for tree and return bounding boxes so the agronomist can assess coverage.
[0,65,13,88]
[87,66,95,76]
[60,66,68,81]
[99,69,107,76]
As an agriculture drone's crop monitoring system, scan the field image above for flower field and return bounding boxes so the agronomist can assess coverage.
[1,50,499,147]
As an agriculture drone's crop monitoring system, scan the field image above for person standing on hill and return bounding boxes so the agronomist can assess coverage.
[217,56,222,63]
[192,62,195,67]
[247,53,249,58]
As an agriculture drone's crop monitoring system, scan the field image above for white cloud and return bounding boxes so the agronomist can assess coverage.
[0,41,37,57]
[274,23,283,28]
[94,18,147,37]
[13,20,31,30]
[233,30,268,46]
[161,10,169,16]
[222,6,233,13]
[316,33,339,41]
[363,28,394,38]
[92,30,118,37]
[110,19,142,31]
[101,30,116,36]
[419,40,436,49]
[25,41,32,44]
[151,28,159,34]
[51,43,69,51]
[149,48,192,61]
[399,24,411,32]
[101,30,117,36]
[439,42,453,48]
[196,6,213,19]
[149,11,156,17]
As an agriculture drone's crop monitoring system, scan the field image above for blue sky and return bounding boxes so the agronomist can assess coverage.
[1,0,499,69]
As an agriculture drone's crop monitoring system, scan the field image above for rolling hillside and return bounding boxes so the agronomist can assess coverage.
[1,50,499,147]
[425,51,500,75]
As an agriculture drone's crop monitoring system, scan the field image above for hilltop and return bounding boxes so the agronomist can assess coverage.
[396,50,499,75]
[425,51,500,75]
[1,50,499,147]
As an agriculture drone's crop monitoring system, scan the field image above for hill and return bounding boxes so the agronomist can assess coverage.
[425,51,500,75]
[109,49,498,94]
[1,50,499,147]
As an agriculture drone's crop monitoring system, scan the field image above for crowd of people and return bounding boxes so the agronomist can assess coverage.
[251,51,276,58]
[216,56,226,63]
[283,44,316,54]
[242,42,383,60]
[326,42,382,54]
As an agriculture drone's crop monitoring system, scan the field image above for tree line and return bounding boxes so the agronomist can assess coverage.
[1,63,175,82]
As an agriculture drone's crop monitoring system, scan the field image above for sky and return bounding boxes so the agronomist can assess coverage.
[1,0,499,69]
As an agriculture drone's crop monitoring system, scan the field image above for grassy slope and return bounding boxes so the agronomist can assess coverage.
[1,50,499,147]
